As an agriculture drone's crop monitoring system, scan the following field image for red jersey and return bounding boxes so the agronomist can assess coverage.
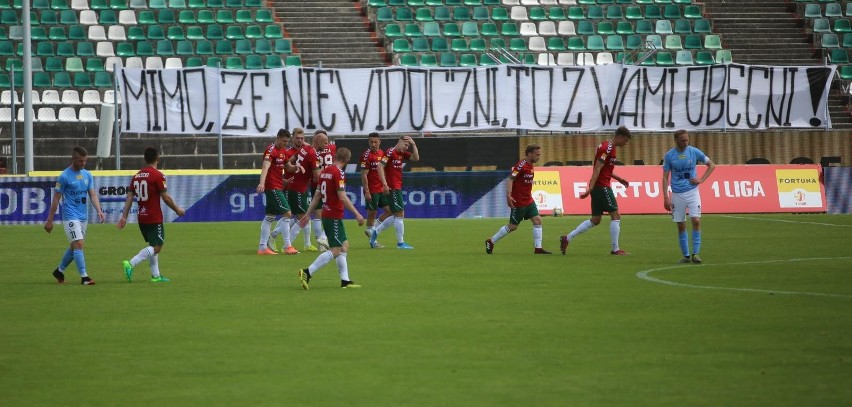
[316,142,337,170]
[289,144,319,192]
[593,140,618,187]
[282,147,299,189]
[360,148,387,194]
[382,146,412,190]
[319,165,346,219]
[262,143,289,190]
[509,159,535,207]
[130,166,167,224]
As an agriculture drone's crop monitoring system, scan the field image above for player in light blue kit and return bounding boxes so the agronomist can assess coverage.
[662,130,716,264]
[44,146,105,285]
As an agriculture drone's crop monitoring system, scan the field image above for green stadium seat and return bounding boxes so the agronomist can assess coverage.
[434,6,451,21]
[216,10,234,23]
[472,6,489,21]
[420,53,437,66]
[265,25,283,39]
[49,26,67,40]
[684,4,701,19]
[196,40,214,55]
[255,9,273,23]
[587,35,605,51]
[847,3,852,18]
[264,55,282,69]
[404,23,422,37]
[715,49,732,64]
[188,0,204,7]
[587,5,604,19]
[126,26,145,40]
[73,72,91,87]
[87,58,105,71]
[36,42,55,56]
[176,40,194,55]
[245,0,261,6]
[148,25,165,40]
[459,53,477,66]
[616,21,634,35]
[206,57,222,67]
[0,10,17,24]
[607,6,623,20]
[675,49,695,65]
[5,58,21,71]
[31,27,48,40]
[376,7,393,22]
[186,26,204,40]
[137,41,154,56]
[40,9,58,24]
[98,9,117,24]
[577,20,594,35]
[138,10,156,24]
[245,54,263,69]
[636,19,654,34]
[529,6,546,21]
[388,0,404,7]
[812,18,831,34]
[285,55,301,66]
[453,7,470,21]
[116,41,134,56]
[235,39,252,54]
[626,34,643,50]
[804,4,821,19]
[704,34,722,49]
[548,6,566,20]
[167,26,185,41]
[415,8,433,21]
[451,38,469,51]
[598,21,615,35]
[89,0,107,8]
[567,36,585,50]
[35,71,53,87]
[398,53,417,66]
[469,38,486,51]
[424,0,441,5]
[94,71,112,87]
[109,0,127,9]
[44,56,63,71]
[695,50,714,65]
[411,37,429,52]
[168,0,186,7]
[225,56,243,69]
[489,37,506,49]
[207,0,222,6]
[673,0,692,4]
[665,34,683,50]
[33,0,48,8]
[674,19,691,34]
[683,34,701,49]
[197,10,215,24]
[179,10,197,24]
[835,19,852,33]
[392,38,411,53]
[664,4,681,19]
[207,25,224,40]
[76,41,94,56]
[68,25,86,40]
[567,6,585,20]
[439,52,457,67]
[396,7,413,21]
[842,33,852,47]
[226,0,243,7]
[215,40,233,54]
[838,64,852,80]
[226,26,244,40]
[462,21,480,36]
[645,5,662,19]
[656,19,673,34]
[509,37,525,51]
[443,23,461,37]
[254,38,272,54]
[185,57,203,68]
[274,39,291,54]
[830,48,849,64]
[646,34,663,49]
[480,22,498,37]
[156,39,174,55]
[423,21,441,36]
[0,27,6,40]
[491,6,508,21]
[625,6,642,20]
[547,37,565,51]
[606,35,624,51]
[445,0,461,5]
[432,37,449,52]
[479,54,499,66]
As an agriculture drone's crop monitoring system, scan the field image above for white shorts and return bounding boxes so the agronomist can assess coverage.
[671,188,701,222]
[63,220,88,243]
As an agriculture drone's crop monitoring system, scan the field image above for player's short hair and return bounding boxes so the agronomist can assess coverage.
[525,144,541,155]
[313,129,328,137]
[673,129,688,140]
[368,132,380,139]
[277,128,291,139]
[293,128,304,136]
[615,126,632,139]
[144,147,159,164]
[72,146,88,157]
[336,147,352,163]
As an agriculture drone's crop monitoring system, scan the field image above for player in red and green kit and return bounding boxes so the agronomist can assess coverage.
[269,135,301,253]
[117,147,185,282]
[360,132,390,248]
[309,129,336,250]
[560,126,632,255]
[371,135,419,249]
[257,129,300,255]
[298,147,365,290]
[287,128,322,252]
[485,144,552,255]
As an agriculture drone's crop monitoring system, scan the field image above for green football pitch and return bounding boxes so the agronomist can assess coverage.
[2,214,851,406]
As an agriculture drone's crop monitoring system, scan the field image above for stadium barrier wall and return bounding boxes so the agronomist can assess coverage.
[1,164,842,224]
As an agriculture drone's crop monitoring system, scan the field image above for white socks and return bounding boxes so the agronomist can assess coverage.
[336,252,350,281]
[610,220,621,252]
[376,215,395,234]
[150,254,160,278]
[532,224,543,249]
[312,218,325,240]
[308,251,334,274]
[259,215,275,250]
[394,217,405,244]
[491,225,511,243]
[130,246,155,267]
[271,218,291,246]
[568,219,595,241]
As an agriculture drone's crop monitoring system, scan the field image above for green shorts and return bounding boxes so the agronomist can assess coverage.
[366,191,390,211]
[139,223,165,247]
[509,203,540,225]
[287,190,310,215]
[591,186,619,216]
[322,218,347,248]
[389,189,405,213]
[265,189,290,215]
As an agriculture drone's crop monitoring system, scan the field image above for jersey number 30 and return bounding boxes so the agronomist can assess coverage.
[133,180,149,202]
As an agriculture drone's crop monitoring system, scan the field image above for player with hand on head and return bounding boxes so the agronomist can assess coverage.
[256,129,301,255]
[485,144,552,255]
[560,126,632,255]
[371,135,419,249]
[297,147,366,290]
[117,147,186,282]
[45,146,105,285]
[662,129,716,264]
[360,132,391,248]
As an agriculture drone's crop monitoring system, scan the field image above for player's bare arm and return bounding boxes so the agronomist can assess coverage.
[360,170,372,201]
[162,191,185,217]
[340,190,365,226]
[506,176,516,208]
[581,160,605,199]
[692,159,716,185]
[89,188,105,223]
[257,159,271,193]
[377,163,390,193]
[662,169,672,211]
[44,190,62,233]
[300,190,323,227]
[116,190,137,229]
[405,137,420,161]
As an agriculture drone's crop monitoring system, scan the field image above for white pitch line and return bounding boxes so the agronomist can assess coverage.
[720,215,852,228]
[636,257,852,298]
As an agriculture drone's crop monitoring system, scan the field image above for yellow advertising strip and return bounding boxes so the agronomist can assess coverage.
[775,169,820,193]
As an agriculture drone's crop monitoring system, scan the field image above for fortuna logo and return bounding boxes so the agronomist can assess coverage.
[778,178,817,183]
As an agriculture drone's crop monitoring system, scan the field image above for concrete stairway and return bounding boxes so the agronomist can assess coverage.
[270,0,388,68]
[702,0,852,128]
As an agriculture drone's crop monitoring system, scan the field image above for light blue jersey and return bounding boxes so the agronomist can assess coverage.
[663,146,708,194]
[56,167,95,221]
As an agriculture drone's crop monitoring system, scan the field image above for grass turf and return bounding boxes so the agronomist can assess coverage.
[2,214,851,406]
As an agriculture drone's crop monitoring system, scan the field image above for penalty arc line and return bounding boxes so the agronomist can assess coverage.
[720,215,852,228]
[635,257,852,298]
